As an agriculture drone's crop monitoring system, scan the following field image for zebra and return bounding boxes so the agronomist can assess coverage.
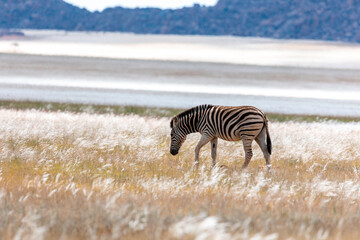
[170,104,272,170]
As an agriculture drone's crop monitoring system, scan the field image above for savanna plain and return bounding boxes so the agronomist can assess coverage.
[2,31,360,240]
[1,103,360,240]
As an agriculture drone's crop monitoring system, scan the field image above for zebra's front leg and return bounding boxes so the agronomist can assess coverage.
[241,139,253,170]
[194,135,212,167]
[210,138,218,167]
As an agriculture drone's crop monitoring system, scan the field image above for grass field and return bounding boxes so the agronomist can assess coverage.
[1,104,360,239]
[1,100,359,122]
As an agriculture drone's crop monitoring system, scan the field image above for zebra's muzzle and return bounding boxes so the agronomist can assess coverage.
[170,149,178,155]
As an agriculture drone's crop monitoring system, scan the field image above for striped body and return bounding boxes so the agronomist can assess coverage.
[170,104,272,170]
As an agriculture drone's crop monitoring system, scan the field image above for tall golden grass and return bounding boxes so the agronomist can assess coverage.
[1,109,360,239]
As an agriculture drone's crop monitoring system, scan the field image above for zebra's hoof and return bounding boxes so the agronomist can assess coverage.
[266,164,272,173]
[192,162,199,170]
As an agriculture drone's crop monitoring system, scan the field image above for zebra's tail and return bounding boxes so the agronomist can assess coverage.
[264,117,272,155]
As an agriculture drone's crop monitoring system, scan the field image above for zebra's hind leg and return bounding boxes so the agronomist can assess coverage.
[255,128,271,172]
[210,137,218,167]
[241,139,253,170]
[194,134,212,167]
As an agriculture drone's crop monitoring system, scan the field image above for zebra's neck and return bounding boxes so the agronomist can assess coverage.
[178,105,213,135]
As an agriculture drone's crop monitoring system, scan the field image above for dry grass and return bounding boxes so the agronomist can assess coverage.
[1,109,360,239]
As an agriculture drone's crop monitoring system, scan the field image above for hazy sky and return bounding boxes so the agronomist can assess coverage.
[64,0,218,11]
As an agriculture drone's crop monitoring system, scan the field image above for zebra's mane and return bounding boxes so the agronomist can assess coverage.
[171,104,214,128]
[177,104,213,119]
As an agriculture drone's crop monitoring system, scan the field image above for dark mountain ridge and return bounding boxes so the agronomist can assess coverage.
[1,0,360,42]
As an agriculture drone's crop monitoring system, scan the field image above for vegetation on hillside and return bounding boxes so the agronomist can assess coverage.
[1,0,360,42]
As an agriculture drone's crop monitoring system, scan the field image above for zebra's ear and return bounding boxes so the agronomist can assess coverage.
[170,117,178,128]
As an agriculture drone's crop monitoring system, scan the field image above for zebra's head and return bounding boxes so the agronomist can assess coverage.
[170,116,187,156]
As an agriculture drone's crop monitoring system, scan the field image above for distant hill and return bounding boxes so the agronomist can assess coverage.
[1,0,360,42]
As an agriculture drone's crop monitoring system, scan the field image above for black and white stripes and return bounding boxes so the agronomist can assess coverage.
[170,104,272,170]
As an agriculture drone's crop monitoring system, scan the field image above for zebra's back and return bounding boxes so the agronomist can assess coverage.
[199,105,266,141]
